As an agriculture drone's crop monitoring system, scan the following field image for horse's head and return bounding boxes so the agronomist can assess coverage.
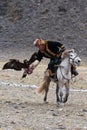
[61,49,81,66]
[68,49,81,66]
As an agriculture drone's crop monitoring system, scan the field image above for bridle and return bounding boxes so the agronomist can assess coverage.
[69,53,78,65]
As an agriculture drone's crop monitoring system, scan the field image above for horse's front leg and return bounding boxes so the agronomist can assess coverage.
[63,81,70,103]
[57,81,65,104]
[56,83,64,106]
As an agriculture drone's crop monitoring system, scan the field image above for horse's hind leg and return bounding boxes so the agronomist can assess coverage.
[63,81,69,103]
[56,84,60,103]
[44,77,51,103]
[44,85,49,102]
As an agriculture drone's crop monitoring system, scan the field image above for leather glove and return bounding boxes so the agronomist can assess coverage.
[28,67,34,74]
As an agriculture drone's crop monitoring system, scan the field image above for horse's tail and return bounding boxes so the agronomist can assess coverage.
[38,69,51,93]
[38,80,46,93]
[38,78,51,94]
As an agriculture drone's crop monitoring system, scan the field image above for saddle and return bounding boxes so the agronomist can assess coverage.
[48,67,58,81]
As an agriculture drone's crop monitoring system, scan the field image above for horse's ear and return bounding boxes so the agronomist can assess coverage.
[69,49,75,53]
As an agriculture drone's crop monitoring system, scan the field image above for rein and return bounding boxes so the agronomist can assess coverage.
[59,54,78,80]
[59,65,71,80]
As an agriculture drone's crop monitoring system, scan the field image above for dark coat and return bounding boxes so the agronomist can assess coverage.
[36,41,65,61]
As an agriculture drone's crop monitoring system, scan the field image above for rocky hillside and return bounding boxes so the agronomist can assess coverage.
[0,0,87,61]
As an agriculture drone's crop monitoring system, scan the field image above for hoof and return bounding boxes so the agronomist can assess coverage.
[44,101,49,104]
[57,102,64,107]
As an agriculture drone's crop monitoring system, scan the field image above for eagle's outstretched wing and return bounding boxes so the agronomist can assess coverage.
[2,59,27,70]
[2,52,38,78]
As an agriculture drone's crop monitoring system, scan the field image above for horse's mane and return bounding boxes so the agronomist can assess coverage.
[61,49,74,59]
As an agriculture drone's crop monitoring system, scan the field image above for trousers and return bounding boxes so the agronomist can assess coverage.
[48,58,61,75]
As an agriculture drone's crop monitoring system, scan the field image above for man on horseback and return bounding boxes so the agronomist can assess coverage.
[28,38,78,80]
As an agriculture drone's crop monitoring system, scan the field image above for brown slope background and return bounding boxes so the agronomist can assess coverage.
[0,0,87,61]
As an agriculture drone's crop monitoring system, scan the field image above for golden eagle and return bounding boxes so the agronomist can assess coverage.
[2,52,38,78]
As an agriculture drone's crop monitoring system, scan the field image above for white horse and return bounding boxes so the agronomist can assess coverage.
[38,49,81,105]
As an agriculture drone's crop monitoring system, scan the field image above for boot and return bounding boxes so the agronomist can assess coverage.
[48,69,58,81]
[71,65,78,76]
[72,69,78,76]
[53,74,58,81]
[50,74,58,81]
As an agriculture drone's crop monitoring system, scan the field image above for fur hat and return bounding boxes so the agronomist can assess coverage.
[33,38,45,46]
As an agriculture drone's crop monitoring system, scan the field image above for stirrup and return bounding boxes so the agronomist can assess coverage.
[50,74,58,81]
[72,70,78,76]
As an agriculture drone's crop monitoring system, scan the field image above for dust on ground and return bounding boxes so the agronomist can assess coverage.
[0,60,87,130]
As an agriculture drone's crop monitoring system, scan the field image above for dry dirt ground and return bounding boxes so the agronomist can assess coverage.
[0,58,87,130]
